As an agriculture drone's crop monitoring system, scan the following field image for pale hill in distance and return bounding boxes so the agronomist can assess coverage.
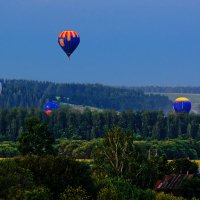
[157,93,200,114]
[132,86,200,114]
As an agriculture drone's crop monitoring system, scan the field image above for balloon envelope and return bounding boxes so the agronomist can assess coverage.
[173,97,191,113]
[58,30,80,58]
[44,102,59,116]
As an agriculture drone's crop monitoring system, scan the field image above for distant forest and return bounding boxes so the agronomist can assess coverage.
[0,79,172,111]
[132,86,200,94]
[0,108,200,141]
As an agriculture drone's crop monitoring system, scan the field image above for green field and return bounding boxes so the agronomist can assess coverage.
[147,92,200,114]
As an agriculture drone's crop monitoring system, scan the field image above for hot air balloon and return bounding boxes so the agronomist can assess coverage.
[44,102,59,116]
[58,30,80,59]
[173,97,191,113]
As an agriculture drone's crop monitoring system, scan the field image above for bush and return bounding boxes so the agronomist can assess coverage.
[8,186,52,200]
[156,192,184,200]
[180,177,200,199]
[0,159,34,199]
[0,141,19,157]
[96,177,155,200]
[60,186,90,200]
[97,187,118,200]
[13,156,95,199]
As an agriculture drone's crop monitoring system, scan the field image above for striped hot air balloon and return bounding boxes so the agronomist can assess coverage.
[58,30,80,59]
[173,97,191,113]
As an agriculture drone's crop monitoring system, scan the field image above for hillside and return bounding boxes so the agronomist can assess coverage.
[155,93,200,114]
[130,86,200,114]
[0,79,171,112]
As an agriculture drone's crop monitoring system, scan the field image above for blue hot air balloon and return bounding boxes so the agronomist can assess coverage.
[58,30,80,59]
[44,102,59,116]
[173,97,191,113]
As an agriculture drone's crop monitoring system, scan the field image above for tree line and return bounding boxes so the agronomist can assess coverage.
[56,138,200,160]
[0,79,171,111]
[132,86,200,94]
[0,107,200,141]
[2,137,200,160]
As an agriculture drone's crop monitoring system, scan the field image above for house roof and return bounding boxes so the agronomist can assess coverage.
[154,174,194,192]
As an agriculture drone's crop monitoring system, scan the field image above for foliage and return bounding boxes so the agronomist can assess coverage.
[56,138,200,161]
[179,177,200,199]
[94,127,136,177]
[155,192,184,200]
[8,186,52,200]
[0,156,95,199]
[56,139,84,157]
[97,187,118,200]
[13,156,95,199]
[59,186,90,200]
[1,107,200,142]
[2,137,200,161]
[72,139,100,159]
[17,117,55,156]
[169,158,198,174]
[56,139,101,159]
[96,177,156,200]
[0,159,34,199]
[0,141,19,157]
[146,139,200,160]
[93,127,171,188]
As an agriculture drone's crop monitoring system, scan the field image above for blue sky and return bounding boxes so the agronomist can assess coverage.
[0,0,200,86]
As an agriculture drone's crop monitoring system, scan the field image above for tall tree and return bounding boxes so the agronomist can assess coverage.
[94,127,136,177]
[17,117,55,156]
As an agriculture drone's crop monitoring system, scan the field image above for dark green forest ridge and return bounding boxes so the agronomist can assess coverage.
[0,79,172,111]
